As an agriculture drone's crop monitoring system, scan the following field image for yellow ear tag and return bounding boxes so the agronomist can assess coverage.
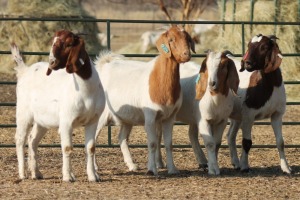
[161,44,169,53]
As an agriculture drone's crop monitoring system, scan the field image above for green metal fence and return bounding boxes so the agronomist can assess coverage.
[0,17,299,149]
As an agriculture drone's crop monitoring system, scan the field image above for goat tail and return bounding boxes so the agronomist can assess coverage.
[94,50,124,69]
[11,43,27,78]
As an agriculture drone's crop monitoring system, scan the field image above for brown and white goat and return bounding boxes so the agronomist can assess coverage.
[227,34,291,173]
[95,25,195,175]
[13,30,105,182]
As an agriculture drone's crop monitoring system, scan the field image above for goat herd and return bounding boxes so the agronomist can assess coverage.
[11,25,290,182]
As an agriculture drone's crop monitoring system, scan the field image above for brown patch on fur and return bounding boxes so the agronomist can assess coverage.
[149,25,195,105]
[149,57,181,105]
[90,145,96,154]
[64,146,73,154]
[242,35,282,74]
[218,54,239,96]
[49,30,92,79]
[195,58,208,100]
[245,68,282,109]
[264,43,282,73]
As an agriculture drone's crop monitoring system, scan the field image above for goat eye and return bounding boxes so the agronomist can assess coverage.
[169,38,174,43]
[65,43,73,48]
[260,44,268,51]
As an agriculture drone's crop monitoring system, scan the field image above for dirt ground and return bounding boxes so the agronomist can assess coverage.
[1,73,300,200]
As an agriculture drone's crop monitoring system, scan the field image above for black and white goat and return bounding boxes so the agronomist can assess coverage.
[227,34,291,173]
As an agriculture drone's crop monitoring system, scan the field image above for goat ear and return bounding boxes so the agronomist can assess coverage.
[240,50,249,72]
[195,58,208,100]
[156,32,172,58]
[227,59,240,95]
[264,43,282,73]
[187,32,196,53]
[66,37,85,73]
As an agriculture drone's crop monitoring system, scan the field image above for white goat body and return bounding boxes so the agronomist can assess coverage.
[13,30,105,182]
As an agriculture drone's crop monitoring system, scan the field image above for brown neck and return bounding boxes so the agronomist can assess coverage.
[75,51,92,80]
[149,56,181,105]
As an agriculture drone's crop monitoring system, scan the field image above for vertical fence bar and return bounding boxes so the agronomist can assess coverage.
[232,0,236,32]
[298,0,300,21]
[222,0,226,35]
[108,125,112,146]
[232,0,236,21]
[274,0,279,35]
[106,20,111,50]
[250,0,255,34]
[242,23,245,55]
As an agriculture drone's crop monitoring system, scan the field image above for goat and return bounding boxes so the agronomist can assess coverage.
[191,18,215,44]
[97,32,114,47]
[95,25,195,175]
[226,34,291,173]
[193,50,239,174]
[119,51,239,175]
[13,30,105,182]
[140,30,164,53]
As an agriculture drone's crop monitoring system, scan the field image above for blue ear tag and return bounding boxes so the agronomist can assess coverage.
[195,73,201,83]
[161,44,169,53]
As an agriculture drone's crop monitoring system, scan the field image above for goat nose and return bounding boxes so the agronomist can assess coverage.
[246,60,252,66]
[211,81,216,87]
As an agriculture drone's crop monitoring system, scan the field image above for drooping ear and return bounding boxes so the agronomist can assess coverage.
[156,32,172,58]
[195,58,208,100]
[240,50,249,72]
[264,42,282,73]
[226,59,240,95]
[66,37,85,73]
[186,32,196,53]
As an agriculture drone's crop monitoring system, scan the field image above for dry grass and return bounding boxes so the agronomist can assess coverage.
[0,0,102,74]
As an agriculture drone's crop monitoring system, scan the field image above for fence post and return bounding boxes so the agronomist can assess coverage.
[106,20,111,50]
[250,0,255,34]
[274,0,280,35]
[221,0,226,35]
[298,0,300,21]
[232,0,236,33]
[242,23,245,55]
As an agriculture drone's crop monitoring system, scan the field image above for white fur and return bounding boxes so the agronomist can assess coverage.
[13,44,106,182]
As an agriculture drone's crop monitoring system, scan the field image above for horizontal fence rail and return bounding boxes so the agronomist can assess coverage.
[0,18,299,149]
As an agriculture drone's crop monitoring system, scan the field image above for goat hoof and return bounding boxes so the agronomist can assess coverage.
[128,164,138,172]
[241,168,250,173]
[63,173,76,182]
[199,164,208,170]
[31,171,43,180]
[168,168,180,175]
[146,170,155,176]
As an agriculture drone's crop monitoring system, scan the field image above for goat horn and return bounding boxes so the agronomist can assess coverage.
[267,35,279,40]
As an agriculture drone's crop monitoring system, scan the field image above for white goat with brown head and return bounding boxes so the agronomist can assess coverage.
[13,30,105,182]
[95,25,195,175]
[193,50,239,174]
